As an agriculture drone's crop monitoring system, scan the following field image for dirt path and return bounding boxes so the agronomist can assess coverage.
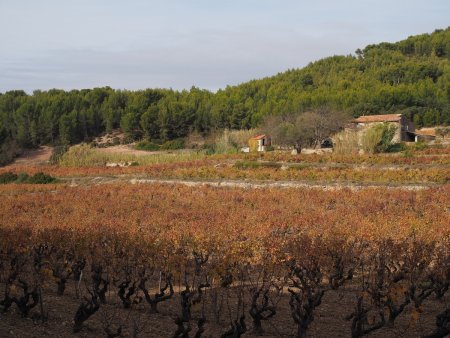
[5,146,53,167]
[94,145,195,156]
[94,144,160,156]
[257,160,450,170]
[60,176,437,191]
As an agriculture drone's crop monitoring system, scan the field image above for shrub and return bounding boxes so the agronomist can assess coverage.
[59,144,108,167]
[361,126,384,154]
[386,143,407,153]
[234,161,260,169]
[378,124,397,153]
[185,131,206,149]
[135,140,160,151]
[231,129,259,148]
[0,140,22,166]
[0,171,56,184]
[333,130,359,155]
[16,172,30,183]
[49,145,69,164]
[0,172,18,184]
[234,161,281,169]
[262,161,282,168]
[214,129,256,154]
[362,123,396,154]
[403,149,414,158]
[436,127,450,138]
[214,129,236,154]
[265,145,275,152]
[122,135,137,145]
[111,137,121,145]
[412,141,428,151]
[160,139,185,150]
[201,144,216,155]
[26,172,56,184]
[289,163,311,170]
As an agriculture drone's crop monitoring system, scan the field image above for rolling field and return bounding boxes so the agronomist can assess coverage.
[0,146,449,337]
[1,144,449,186]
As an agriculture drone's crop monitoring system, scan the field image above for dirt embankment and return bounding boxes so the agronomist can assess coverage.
[5,146,53,168]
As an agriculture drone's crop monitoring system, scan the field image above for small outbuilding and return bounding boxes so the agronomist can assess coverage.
[414,128,436,142]
[248,134,271,152]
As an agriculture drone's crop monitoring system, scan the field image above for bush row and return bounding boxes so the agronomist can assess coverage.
[0,171,56,184]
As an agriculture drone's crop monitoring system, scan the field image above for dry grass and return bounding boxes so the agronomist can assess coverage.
[215,128,259,153]
[333,130,360,155]
[58,144,208,167]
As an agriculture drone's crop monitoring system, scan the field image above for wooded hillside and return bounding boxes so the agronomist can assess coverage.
[1,27,449,162]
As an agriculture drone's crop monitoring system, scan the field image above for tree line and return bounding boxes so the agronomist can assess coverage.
[1,27,449,162]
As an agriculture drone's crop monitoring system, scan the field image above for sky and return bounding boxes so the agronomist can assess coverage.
[0,0,448,93]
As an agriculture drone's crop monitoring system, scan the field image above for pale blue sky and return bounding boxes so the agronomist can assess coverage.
[0,0,448,92]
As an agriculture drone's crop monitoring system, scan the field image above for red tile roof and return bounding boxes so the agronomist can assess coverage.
[415,128,436,137]
[250,134,266,140]
[353,114,402,123]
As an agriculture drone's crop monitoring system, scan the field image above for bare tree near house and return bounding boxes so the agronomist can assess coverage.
[262,109,350,151]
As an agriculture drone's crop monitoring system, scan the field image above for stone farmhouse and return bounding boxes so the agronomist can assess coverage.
[352,114,416,142]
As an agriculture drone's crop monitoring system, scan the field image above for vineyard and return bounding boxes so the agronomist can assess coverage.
[1,12,449,338]
[0,182,449,337]
[1,145,449,188]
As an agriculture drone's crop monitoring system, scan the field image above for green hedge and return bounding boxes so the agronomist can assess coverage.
[135,140,160,151]
[0,171,56,184]
[160,139,185,150]
[0,172,18,184]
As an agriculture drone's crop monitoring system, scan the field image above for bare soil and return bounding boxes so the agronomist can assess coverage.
[95,145,197,157]
[0,281,446,338]
[95,145,160,156]
[59,176,436,191]
[5,146,53,168]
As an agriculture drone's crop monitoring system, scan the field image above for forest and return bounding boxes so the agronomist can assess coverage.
[0,27,449,163]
